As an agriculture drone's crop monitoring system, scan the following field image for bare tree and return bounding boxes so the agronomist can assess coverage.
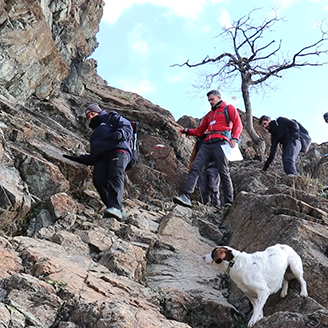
[173,8,328,154]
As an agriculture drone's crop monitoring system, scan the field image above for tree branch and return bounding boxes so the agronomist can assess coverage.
[170,7,328,148]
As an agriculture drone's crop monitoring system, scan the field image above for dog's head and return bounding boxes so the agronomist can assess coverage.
[204,247,234,264]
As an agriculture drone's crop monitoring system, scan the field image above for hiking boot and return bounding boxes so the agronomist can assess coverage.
[222,203,232,216]
[104,207,122,220]
[173,194,192,207]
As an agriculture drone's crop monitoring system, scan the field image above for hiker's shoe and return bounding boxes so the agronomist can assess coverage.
[222,203,232,216]
[122,210,128,221]
[104,207,122,220]
[173,194,192,207]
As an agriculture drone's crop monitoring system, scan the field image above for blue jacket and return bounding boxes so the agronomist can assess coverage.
[77,111,133,165]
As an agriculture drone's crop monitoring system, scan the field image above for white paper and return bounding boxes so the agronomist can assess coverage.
[221,143,243,161]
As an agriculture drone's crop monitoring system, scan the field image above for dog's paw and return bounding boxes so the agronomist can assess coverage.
[280,290,288,298]
[300,290,308,297]
[247,316,259,327]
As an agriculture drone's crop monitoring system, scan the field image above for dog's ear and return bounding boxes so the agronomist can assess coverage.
[211,247,234,263]
[211,247,225,263]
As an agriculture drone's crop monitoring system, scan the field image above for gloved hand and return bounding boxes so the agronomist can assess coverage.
[291,131,301,140]
[62,154,80,162]
[262,163,269,171]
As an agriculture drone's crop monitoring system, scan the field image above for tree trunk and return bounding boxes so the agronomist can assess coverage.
[241,79,266,159]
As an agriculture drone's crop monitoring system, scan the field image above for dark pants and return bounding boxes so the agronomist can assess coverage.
[185,140,234,204]
[282,139,302,175]
[198,166,221,208]
[93,151,130,210]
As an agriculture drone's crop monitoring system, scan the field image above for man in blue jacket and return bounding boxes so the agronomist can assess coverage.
[63,103,133,220]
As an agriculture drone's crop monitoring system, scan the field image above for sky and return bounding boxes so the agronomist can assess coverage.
[91,0,328,144]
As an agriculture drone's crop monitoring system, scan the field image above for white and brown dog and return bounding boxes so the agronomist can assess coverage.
[204,244,308,327]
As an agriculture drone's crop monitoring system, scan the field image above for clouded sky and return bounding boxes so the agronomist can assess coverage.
[92,0,328,144]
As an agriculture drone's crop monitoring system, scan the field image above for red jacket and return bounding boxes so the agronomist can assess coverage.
[187,101,243,142]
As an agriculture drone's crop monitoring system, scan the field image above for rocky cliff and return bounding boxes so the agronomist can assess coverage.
[0,1,328,328]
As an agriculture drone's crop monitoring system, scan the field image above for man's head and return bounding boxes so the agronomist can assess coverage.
[259,115,271,130]
[85,103,102,121]
[207,90,221,108]
[324,112,328,123]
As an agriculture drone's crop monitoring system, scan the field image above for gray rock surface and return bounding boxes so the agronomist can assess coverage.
[0,1,328,327]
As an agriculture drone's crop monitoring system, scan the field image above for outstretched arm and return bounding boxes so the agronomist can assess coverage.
[62,154,94,166]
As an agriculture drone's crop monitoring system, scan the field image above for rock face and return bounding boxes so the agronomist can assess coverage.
[0,0,103,101]
[0,1,328,328]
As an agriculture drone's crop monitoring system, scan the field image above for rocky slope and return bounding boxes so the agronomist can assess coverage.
[0,1,328,328]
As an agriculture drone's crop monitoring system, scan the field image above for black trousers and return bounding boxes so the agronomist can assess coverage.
[93,151,130,210]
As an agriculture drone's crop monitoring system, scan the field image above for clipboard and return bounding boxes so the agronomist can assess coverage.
[221,143,243,161]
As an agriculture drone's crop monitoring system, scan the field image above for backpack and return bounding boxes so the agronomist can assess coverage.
[216,105,242,142]
[292,119,311,153]
[223,105,230,126]
[126,121,140,170]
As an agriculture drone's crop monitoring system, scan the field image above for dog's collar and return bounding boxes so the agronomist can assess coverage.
[227,256,238,274]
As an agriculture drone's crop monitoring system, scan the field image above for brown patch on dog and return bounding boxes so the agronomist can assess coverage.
[211,247,234,264]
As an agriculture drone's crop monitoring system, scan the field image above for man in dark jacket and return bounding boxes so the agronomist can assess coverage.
[259,115,301,175]
[63,103,133,220]
[173,89,243,208]
[324,112,328,123]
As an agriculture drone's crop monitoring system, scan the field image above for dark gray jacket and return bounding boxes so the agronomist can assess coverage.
[264,117,300,170]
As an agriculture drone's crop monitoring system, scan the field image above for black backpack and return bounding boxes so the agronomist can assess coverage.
[126,121,140,170]
[292,119,311,153]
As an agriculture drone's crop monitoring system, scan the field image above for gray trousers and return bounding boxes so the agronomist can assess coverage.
[282,139,302,175]
[185,140,234,204]
[198,166,221,208]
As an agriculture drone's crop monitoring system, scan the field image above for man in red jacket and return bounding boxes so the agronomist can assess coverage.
[173,90,243,209]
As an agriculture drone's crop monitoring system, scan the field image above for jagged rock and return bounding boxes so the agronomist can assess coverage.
[0,235,193,327]
[75,225,115,253]
[98,238,146,283]
[49,192,78,219]
[3,273,63,326]
[0,162,32,227]
[255,309,328,328]
[1,1,328,327]
[0,238,23,278]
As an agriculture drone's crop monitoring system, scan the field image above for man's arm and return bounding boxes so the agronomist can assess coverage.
[62,153,94,165]
[108,112,133,142]
[183,115,209,137]
[263,138,278,171]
